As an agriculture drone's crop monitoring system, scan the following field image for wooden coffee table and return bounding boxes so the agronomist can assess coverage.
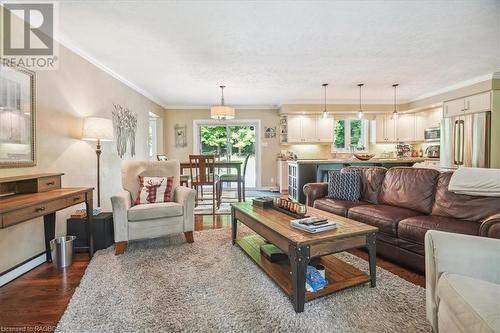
[231,202,378,313]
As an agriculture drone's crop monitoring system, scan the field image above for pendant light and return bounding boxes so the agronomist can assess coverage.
[322,83,328,118]
[211,85,235,120]
[392,84,399,120]
[357,83,364,119]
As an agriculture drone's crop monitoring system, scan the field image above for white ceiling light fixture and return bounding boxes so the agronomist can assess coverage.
[357,83,364,119]
[322,83,328,119]
[392,83,399,120]
[211,85,235,120]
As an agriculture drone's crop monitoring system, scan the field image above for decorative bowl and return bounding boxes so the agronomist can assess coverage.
[353,153,375,161]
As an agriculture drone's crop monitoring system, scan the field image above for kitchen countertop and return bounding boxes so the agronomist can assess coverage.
[288,158,426,164]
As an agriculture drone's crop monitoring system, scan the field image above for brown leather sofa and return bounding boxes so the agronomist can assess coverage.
[303,166,500,272]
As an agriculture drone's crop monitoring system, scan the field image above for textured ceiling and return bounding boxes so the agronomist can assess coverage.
[58,1,500,107]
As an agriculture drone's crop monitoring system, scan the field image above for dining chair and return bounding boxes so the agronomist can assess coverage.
[189,154,218,222]
[158,155,190,187]
[217,153,251,206]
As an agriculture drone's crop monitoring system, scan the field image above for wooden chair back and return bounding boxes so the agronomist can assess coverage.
[189,154,216,185]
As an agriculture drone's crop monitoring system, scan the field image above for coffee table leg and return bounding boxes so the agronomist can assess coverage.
[289,244,309,313]
[231,206,237,245]
[367,232,377,287]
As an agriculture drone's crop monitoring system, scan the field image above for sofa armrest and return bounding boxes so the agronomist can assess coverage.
[479,213,500,238]
[174,186,196,232]
[303,183,328,207]
[110,190,132,242]
[425,230,500,331]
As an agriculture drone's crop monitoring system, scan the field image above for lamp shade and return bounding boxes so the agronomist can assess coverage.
[210,106,235,120]
[82,117,113,141]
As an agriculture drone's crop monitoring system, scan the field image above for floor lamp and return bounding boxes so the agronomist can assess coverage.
[82,117,114,208]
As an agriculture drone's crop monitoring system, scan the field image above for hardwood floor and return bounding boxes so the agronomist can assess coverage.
[0,214,424,330]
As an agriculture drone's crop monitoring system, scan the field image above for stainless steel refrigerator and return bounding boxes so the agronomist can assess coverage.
[441,111,491,169]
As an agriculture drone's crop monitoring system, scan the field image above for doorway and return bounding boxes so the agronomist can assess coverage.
[193,120,261,189]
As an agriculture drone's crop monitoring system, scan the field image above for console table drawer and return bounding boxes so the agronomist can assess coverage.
[67,193,85,205]
[1,199,68,228]
[38,176,62,192]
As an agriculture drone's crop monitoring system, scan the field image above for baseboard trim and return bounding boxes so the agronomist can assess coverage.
[0,253,47,287]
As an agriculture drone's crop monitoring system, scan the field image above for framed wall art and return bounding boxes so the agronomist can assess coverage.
[0,65,36,168]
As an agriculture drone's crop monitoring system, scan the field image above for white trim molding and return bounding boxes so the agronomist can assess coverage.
[0,253,47,287]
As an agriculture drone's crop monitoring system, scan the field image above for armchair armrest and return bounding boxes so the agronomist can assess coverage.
[425,230,500,331]
[479,213,500,238]
[303,183,328,207]
[110,190,132,242]
[174,186,196,232]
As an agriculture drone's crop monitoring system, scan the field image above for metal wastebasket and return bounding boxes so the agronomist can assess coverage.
[50,236,76,269]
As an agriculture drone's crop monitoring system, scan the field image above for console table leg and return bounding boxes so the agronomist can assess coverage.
[86,192,94,258]
[367,232,377,287]
[43,213,56,262]
[289,244,309,313]
[231,206,237,245]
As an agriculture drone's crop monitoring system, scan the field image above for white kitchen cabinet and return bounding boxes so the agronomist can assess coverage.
[444,91,491,118]
[464,91,491,114]
[277,160,289,194]
[427,108,442,128]
[287,116,302,142]
[300,116,317,141]
[444,98,465,118]
[316,117,334,142]
[396,113,415,142]
[415,112,428,141]
[375,114,396,142]
[285,115,334,143]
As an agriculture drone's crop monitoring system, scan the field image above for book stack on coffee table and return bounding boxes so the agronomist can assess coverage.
[290,217,337,233]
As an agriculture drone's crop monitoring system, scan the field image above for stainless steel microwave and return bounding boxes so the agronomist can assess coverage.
[424,127,440,142]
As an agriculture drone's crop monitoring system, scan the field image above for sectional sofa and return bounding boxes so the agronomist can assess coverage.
[303,167,500,272]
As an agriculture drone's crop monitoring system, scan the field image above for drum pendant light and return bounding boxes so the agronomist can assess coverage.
[211,85,235,120]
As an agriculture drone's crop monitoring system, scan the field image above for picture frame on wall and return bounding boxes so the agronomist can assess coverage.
[0,65,36,168]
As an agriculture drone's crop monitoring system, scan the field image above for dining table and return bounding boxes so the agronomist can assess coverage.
[180,160,244,202]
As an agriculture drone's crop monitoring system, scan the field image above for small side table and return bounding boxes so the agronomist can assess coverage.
[67,212,114,252]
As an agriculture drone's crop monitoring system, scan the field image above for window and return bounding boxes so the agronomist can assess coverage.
[148,112,159,159]
[334,119,368,151]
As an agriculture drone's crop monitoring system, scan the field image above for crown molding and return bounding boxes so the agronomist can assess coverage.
[163,105,279,110]
[409,73,497,103]
[55,33,167,108]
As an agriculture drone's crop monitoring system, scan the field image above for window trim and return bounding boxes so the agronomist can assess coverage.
[332,118,369,153]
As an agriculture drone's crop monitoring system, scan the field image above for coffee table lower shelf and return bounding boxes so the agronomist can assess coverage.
[236,234,370,302]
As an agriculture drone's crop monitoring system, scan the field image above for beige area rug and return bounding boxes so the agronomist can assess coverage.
[56,228,431,333]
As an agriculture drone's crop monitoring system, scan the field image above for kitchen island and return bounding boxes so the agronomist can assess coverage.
[287,158,425,203]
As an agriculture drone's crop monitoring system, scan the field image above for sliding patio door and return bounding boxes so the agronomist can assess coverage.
[195,120,260,189]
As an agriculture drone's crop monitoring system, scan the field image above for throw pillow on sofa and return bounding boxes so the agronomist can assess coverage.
[327,170,361,202]
[135,176,174,205]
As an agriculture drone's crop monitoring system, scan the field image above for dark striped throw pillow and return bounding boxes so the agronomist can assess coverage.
[327,170,361,202]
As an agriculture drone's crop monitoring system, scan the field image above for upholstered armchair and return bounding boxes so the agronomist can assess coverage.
[111,160,196,255]
[425,230,500,332]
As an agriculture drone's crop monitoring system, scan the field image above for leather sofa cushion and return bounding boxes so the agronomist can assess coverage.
[314,198,370,217]
[432,172,500,222]
[348,204,422,236]
[398,215,480,245]
[342,166,387,204]
[128,202,183,221]
[437,273,500,332]
[379,167,439,214]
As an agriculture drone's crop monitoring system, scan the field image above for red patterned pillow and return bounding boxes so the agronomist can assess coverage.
[135,176,174,205]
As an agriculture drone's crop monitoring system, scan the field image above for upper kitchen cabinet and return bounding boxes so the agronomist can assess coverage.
[284,115,334,143]
[395,113,415,142]
[443,91,491,118]
[375,114,396,142]
[415,112,427,141]
[427,108,442,128]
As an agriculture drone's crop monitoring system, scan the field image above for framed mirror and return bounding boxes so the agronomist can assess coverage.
[0,65,36,168]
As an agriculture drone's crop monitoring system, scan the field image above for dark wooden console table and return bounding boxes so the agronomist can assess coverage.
[0,174,94,261]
